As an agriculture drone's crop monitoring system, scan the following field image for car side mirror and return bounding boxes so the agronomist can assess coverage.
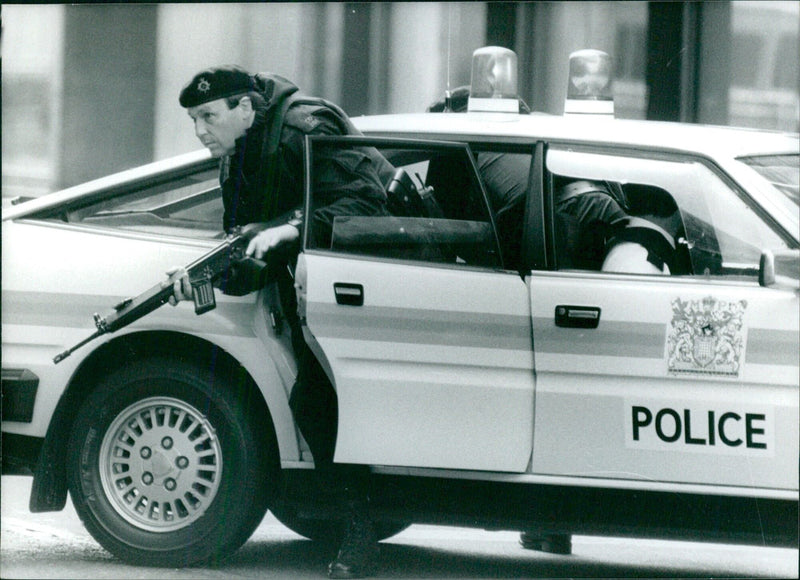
[759,249,800,291]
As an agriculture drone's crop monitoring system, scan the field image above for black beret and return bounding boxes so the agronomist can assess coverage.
[179,65,256,108]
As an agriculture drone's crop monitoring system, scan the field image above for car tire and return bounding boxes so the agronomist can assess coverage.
[66,356,275,567]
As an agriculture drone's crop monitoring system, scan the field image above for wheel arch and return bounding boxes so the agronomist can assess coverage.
[29,330,289,512]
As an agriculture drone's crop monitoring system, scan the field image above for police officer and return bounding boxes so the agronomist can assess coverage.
[427,86,531,270]
[602,184,682,275]
[553,176,629,270]
[427,87,573,554]
[173,65,391,578]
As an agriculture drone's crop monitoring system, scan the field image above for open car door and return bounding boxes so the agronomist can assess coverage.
[296,136,534,472]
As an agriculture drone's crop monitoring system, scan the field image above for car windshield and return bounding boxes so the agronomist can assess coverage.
[738,154,799,207]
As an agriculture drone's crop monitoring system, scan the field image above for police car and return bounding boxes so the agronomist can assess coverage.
[2,47,798,567]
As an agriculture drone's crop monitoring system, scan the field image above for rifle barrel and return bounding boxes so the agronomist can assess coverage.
[53,330,104,364]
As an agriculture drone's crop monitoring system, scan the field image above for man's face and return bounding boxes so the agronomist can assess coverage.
[187,97,252,157]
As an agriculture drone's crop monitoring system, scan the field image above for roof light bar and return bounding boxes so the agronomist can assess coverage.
[564,49,614,117]
[468,46,520,113]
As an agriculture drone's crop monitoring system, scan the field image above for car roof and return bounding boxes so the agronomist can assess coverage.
[353,112,800,160]
[5,113,796,224]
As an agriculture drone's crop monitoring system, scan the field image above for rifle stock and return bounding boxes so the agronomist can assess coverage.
[53,221,272,364]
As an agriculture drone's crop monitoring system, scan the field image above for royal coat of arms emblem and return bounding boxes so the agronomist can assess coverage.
[667,296,747,376]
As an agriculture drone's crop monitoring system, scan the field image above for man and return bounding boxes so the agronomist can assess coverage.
[602,184,682,275]
[553,176,629,270]
[427,86,531,270]
[428,87,573,554]
[427,87,628,274]
[173,65,390,578]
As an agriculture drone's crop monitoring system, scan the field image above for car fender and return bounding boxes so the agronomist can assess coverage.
[29,323,301,513]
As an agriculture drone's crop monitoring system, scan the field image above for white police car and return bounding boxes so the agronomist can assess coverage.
[2,47,797,567]
[303,46,798,548]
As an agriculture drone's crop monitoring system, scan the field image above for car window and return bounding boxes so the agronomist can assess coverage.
[738,153,800,207]
[305,137,503,270]
[469,147,533,273]
[46,163,223,239]
[546,147,790,278]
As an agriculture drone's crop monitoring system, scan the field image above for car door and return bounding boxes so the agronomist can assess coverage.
[296,136,534,472]
[529,145,799,491]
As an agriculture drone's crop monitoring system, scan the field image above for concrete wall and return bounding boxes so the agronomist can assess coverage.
[1,5,64,197]
[59,5,158,188]
[154,3,318,160]
[387,3,487,114]
[2,2,798,198]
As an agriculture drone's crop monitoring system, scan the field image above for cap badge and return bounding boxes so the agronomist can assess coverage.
[197,78,211,93]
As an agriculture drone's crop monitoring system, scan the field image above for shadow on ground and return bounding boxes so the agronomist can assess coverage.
[222,536,782,579]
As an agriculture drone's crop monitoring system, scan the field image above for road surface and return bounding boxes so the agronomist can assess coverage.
[2,475,797,579]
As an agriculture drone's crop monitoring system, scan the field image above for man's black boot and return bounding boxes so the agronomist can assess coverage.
[519,531,572,555]
[328,497,379,579]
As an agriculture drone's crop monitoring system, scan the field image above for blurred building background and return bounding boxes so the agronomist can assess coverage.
[2,1,798,199]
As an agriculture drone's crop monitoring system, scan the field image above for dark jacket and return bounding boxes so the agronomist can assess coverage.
[555,180,628,270]
[219,73,391,247]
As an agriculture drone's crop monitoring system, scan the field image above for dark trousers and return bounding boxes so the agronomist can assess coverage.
[279,271,371,499]
[289,343,339,470]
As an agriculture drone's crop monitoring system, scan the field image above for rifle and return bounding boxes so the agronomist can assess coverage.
[53,222,273,364]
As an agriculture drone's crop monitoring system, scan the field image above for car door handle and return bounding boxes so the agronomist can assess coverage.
[334,283,364,306]
[555,305,601,329]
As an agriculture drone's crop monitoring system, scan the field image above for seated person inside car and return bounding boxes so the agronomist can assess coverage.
[602,183,683,275]
[426,87,532,271]
[554,176,629,270]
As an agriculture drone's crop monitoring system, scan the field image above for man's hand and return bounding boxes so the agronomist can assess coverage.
[165,267,193,306]
[245,224,299,260]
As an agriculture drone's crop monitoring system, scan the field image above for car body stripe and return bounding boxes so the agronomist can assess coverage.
[533,319,666,358]
[307,303,532,350]
[745,329,800,366]
[1,290,256,337]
